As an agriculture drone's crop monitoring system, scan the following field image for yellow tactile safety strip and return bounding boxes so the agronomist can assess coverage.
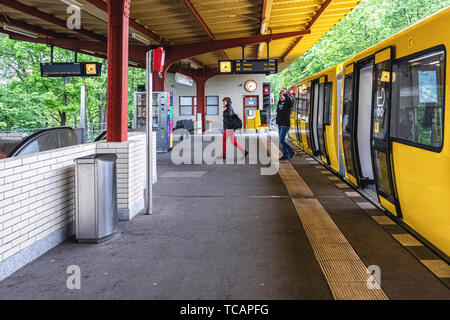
[269,139,389,300]
[291,198,389,300]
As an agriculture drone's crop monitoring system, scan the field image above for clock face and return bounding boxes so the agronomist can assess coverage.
[244,80,257,92]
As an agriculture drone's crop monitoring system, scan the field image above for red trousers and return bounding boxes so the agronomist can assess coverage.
[222,130,245,156]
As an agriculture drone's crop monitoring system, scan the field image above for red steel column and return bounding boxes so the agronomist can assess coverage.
[152,71,166,92]
[106,0,130,142]
[195,76,206,132]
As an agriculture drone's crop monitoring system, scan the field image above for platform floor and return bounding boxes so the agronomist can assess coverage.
[0,135,448,300]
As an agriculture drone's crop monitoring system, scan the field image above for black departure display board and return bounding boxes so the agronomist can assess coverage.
[234,59,278,75]
[40,62,102,77]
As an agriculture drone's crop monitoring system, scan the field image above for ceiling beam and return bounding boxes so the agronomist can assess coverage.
[85,0,170,46]
[279,0,332,62]
[180,0,229,60]
[1,30,148,67]
[165,29,311,65]
[257,0,274,59]
[0,15,60,39]
[0,0,106,42]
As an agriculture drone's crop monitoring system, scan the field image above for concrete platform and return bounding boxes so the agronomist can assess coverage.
[0,137,448,300]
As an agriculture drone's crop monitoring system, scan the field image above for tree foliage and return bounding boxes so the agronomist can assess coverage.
[268,0,450,107]
[0,36,146,132]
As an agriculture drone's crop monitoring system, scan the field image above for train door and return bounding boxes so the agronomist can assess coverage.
[310,80,320,154]
[341,64,359,186]
[243,96,259,129]
[316,76,330,163]
[303,83,313,153]
[390,47,447,234]
[336,68,345,177]
[356,59,375,186]
[370,47,400,216]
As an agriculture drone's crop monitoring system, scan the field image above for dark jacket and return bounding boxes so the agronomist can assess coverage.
[276,95,293,127]
[223,105,235,130]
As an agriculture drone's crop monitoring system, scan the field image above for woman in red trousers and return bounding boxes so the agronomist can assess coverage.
[222,97,248,159]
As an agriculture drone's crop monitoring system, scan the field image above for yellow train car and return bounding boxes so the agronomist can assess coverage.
[287,7,450,259]
[290,65,340,173]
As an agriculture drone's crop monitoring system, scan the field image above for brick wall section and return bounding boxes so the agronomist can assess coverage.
[0,132,156,263]
[0,143,96,261]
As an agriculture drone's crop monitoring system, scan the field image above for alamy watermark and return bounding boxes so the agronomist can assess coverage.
[171,129,280,176]
[367,265,382,289]
[61,1,81,30]
[66,265,81,290]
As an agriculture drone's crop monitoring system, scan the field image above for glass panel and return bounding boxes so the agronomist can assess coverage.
[19,140,39,156]
[317,83,326,155]
[324,83,332,125]
[206,105,219,115]
[373,150,393,198]
[206,96,219,105]
[342,74,353,135]
[343,139,355,176]
[37,132,59,152]
[391,50,445,149]
[244,97,258,107]
[180,96,193,105]
[180,106,193,116]
[373,61,391,141]
[59,131,78,147]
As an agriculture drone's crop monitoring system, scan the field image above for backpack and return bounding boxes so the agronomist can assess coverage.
[230,113,242,130]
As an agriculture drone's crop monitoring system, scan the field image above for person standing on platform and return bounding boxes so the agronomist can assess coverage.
[276,91,295,161]
[222,97,248,159]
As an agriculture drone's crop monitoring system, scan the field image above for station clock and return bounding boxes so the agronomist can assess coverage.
[244,79,257,92]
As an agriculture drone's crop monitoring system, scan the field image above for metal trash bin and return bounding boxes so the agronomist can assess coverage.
[74,154,118,243]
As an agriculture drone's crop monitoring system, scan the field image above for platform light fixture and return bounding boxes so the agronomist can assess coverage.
[132,33,151,46]
[3,25,38,38]
[60,0,83,7]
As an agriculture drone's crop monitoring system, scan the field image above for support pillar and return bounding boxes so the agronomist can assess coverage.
[152,71,166,92]
[195,77,206,132]
[106,0,130,142]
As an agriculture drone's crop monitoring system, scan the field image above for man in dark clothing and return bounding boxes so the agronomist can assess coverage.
[276,92,295,160]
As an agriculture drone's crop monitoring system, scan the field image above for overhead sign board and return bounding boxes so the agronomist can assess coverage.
[40,62,102,77]
[218,59,278,75]
[234,59,278,75]
[175,72,194,86]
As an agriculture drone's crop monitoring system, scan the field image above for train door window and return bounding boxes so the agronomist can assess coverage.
[180,96,197,116]
[324,83,333,125]
[317,82,326,155]
[342,73,355,175]
[372,58,395,199]
[357,63,375,180]
[391,49,445,150]
[206,96,219,115]
[300,86,310,121]
[312,82,320,150]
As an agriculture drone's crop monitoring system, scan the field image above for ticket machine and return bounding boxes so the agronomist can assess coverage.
[134,91,173,153]
[243,96,259,130]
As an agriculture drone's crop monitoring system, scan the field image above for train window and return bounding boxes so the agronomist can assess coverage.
[342,74,353,135]
[373,61,391,141]
[299,86,311,121]
[391,49,445,150]
[324,83,333,125]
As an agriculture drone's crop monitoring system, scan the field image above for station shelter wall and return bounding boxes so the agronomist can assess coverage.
[167,73,266,131]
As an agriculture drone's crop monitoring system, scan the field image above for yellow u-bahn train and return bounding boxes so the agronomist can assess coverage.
[288,7,450,260]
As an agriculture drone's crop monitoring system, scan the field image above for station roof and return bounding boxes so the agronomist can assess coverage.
[0,0,361,71]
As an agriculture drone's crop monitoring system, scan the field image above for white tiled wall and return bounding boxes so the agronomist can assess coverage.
[0,132,155,279]
[0,143,96,262]
[167,73,266,131]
